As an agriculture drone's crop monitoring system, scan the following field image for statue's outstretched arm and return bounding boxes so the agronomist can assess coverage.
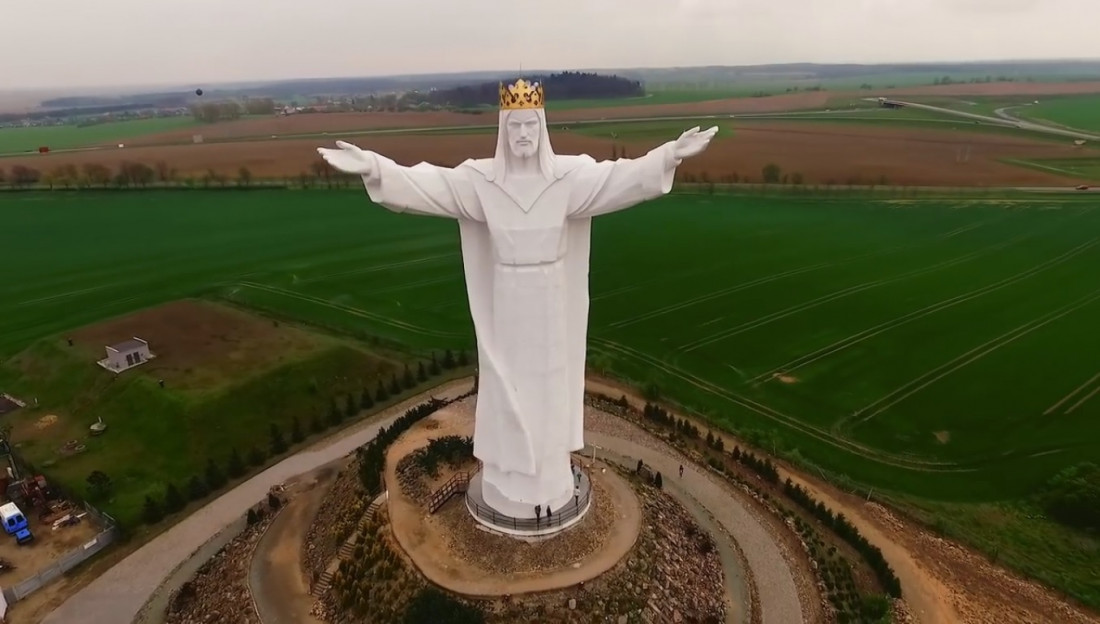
[568,126,718,219]
[318,141,482,221]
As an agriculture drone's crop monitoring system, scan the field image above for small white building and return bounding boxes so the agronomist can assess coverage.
[97,337,155,373]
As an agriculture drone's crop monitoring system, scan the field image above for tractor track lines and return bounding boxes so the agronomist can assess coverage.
[752,237,1097,384]
[848,286,1100,427]
[607,240,933,329]
[235,281,460,338]
[681,233,1033,353]
[588,336,977,472]
[1046,372,1100,415]
[293,252,458,285]
[1066,386,1100,414]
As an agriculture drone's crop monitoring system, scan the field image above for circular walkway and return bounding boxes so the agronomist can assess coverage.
[40,378,806,624]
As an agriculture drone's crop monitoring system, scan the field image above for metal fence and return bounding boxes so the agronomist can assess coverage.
[2,502,119,605]
[465,485,591,532]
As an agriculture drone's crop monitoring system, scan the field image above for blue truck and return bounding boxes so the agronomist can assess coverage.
[1,502,34,545]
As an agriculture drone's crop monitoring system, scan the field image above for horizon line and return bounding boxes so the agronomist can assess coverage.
[5,56,1100,95]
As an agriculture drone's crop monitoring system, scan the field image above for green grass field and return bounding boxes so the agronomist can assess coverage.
[901,93,1100,134]
[0,117,199,155]
[1016,94,1100,133]
[2,189,1098,602]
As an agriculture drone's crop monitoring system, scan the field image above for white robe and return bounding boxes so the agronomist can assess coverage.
[362,142,680,517]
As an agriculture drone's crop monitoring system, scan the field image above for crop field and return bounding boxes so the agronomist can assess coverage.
[1015,94,1100,133]
[2,188,1098,599]
[547,89,747,110]
[2,189,1098,499]
[0,117,199,155]
[4,118,1092,188]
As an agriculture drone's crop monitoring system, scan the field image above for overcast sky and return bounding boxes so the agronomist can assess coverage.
[4,0,1098,90]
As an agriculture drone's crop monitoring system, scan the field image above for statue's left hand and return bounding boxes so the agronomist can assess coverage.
[672,126,719,160]
[316,141,377,177]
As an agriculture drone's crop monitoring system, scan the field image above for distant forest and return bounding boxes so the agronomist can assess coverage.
[426,72,644,108]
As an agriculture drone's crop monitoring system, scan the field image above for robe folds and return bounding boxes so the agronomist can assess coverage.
[362,142,680,515]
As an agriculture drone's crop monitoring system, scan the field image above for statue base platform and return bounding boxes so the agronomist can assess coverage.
[382,397,642,597]
[465,465,592,538]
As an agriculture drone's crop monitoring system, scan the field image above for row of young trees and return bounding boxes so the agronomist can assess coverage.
[1,160,902,194]
[639,401,901,599]
[678,168,892,188]
[783,478,903,598]
[86,349,471,527]
[357,398,453,496]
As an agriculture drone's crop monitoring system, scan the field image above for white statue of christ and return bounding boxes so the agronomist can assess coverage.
[319,79,717,519]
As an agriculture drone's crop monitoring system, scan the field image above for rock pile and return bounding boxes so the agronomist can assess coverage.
[302,463,368,579]
[640,488,726,622]
[472,475,726,623]
[395,454,431,505]
[165,506,275,624]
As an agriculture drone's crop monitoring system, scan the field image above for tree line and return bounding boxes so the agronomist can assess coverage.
[640,400,902,599]
[783,478,903,598]
[189,97,275,123]
[429,71,644,108]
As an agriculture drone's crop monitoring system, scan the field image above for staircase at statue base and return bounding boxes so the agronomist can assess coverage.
[310,492,387,598]
[427,471,470,514]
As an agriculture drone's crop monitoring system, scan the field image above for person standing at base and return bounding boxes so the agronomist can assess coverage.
[679,464,684,478]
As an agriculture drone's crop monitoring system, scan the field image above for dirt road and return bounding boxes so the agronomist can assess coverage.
[248,467,336,624]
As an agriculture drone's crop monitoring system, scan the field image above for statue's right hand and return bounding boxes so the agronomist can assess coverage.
[317,140,376,177]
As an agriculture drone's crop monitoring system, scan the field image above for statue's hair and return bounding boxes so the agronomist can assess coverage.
[487,108,563,183]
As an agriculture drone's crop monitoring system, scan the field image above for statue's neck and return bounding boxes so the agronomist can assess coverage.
[505,152,540,177]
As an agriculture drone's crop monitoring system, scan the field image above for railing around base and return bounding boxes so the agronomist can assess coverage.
[465,484,591,532]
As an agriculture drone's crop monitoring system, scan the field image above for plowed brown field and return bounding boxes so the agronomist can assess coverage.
[10,120,1091,187]
[120,91,836,147]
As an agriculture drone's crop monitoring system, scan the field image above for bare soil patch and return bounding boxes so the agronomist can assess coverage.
[0,512,102,586]
[777,374,799,384]
[66,299,328,392]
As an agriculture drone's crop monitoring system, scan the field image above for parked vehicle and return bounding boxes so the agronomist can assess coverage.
[0,502,28,536]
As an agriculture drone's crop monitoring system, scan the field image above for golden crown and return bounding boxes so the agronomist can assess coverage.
[499,79,544,110]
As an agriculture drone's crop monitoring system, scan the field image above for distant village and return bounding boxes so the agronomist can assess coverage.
[0,94,414,130]
[1,72,645,129]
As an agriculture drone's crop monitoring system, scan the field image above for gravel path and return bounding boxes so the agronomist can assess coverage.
[586,413,806,624]
[41,380,473,624]
[42,378,805,624]
[594,444,751,624]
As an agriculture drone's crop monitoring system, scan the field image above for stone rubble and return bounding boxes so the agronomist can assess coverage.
[164,503,278,624]
[395,454,431,505]
[313,454,725,624]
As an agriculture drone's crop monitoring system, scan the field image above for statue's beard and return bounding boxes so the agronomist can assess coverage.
[509,141,537,159]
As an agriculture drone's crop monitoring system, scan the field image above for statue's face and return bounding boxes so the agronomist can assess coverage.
[505,109,540,159]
